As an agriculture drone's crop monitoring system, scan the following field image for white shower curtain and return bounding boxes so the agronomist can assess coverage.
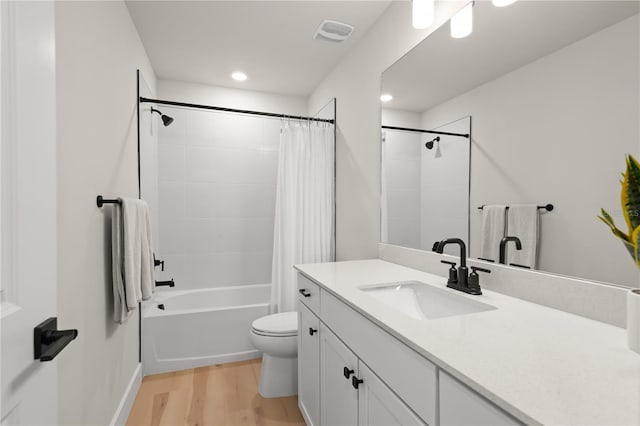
[271,121,334,312]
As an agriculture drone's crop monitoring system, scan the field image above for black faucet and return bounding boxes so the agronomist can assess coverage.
[437,238,489,295]
[436,238,468,287]
[155,279,175,288]
[499,236,522,264]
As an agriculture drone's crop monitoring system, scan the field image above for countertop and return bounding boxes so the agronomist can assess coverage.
[294,259,640,426]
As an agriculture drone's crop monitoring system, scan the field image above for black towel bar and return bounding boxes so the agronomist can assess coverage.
[477,204,554,212]
[96,195,122,208]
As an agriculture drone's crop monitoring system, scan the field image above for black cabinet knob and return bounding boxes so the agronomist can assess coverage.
[343,366,354,379]
[298,289,311,298]
[309,328,318,336]
[352,375,364,389]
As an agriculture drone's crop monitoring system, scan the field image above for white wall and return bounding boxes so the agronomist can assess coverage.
[308,1,467,260]
[55,1,156,424]
[153,80,307,289]
[421,15,640,285]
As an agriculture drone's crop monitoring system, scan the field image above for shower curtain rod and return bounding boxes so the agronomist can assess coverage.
[381,125,469,139]
[139,97,335,124]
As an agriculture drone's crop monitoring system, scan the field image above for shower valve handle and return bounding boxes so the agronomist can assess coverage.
[309,328,317,336]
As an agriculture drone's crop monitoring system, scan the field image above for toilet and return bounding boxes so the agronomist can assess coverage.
[249,311,298,398]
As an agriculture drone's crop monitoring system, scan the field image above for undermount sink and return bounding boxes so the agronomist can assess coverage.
[359,281,496,320]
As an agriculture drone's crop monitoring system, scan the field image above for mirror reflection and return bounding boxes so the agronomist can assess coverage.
[381,0,640,287]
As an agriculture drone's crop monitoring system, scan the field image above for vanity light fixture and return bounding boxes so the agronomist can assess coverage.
[412,0,434,29]
[380,94,393,102]
[492,0,517,7]
[231,71,248,81]
[451,2,474,39]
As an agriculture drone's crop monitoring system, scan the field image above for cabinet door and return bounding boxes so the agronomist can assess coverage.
[298,302,320,426]
[358,362,426,426]
[320,323,359,426]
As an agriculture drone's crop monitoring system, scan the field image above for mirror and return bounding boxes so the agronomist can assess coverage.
[381,1,640,287]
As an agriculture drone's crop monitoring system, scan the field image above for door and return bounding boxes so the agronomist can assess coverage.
[320,323,358,426]
[298,302,320,426]
[1,2,60,425]
[357,362,426,426]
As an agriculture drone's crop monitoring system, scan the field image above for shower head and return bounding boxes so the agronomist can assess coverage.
[151,107,174,127]
[425,136,440,149]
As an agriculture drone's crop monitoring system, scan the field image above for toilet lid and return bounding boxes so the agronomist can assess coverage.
[251,312,298,336]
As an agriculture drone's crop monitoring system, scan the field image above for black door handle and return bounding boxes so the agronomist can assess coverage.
[352,375,363,389]
[343,367,354,379]
[34,317,78,362]
[298,289,311,297]
[309,328,318,336]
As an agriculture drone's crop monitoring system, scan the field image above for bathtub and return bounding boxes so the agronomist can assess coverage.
[142,284,271,376]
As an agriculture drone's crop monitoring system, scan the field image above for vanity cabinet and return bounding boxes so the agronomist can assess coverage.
[297,272,521,426]
[298,302,320,426]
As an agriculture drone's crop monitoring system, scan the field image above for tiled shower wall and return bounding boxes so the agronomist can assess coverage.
[155,108,281,289]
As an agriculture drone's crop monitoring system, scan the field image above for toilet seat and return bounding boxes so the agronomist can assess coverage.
[251,312,298,337]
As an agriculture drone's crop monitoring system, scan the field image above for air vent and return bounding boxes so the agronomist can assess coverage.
[313,20,354,43]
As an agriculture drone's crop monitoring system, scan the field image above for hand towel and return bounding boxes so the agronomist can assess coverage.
[479,205,507,262]
[507,204,539,269]
[112,198,155,323]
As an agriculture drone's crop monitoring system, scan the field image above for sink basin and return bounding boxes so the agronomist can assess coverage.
[360,281,496,320]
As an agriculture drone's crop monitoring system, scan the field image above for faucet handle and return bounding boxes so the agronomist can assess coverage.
[440,260,458,286]
[440,260,456,266]
[470,266,491,274]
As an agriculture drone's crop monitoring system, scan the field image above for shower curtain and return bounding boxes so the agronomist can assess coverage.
[271,121,334,312]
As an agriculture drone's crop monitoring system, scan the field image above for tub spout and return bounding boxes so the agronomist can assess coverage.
[155,279,175,288]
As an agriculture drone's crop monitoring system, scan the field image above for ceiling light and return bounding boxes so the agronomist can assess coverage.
[492,0,517,6]
[231,71,247,81]
[451,2,474,39]
[380,94,393,102]
[314,20,354,43]
[412,0,434,29]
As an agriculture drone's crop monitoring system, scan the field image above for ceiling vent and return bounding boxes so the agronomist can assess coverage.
[313,20,354,43]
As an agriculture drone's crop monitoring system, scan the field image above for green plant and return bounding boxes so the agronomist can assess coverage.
[599,155,640,269]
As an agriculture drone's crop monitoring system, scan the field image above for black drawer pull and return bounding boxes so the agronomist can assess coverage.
[298,289,311,297]
[309,328,318,336]
[343,367,354,379]
[352,375,363,389]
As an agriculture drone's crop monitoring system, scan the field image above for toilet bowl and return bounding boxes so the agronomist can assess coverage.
[249,311,298,398]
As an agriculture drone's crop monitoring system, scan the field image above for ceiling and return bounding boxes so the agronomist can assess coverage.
[126,1,391,97]
[382,1,640,112]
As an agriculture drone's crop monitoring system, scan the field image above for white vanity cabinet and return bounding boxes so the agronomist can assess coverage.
[298,301,320,426]
[297,272,521,426]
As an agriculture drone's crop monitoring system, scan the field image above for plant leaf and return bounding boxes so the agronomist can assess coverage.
[598,209,630,242]
[631,225,640,267]
[622,155,640,233]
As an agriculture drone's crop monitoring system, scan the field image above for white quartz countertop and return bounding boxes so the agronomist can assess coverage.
[294,259,640,426]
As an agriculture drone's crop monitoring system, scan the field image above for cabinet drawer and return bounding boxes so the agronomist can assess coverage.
[297,274,320,314]
[440,372,522,426]
[321,291,437,425]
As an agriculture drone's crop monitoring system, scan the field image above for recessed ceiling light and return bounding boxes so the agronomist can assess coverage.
[492,0,517,7]
[231,71,247,81]
[380,94,393,102]
[451,2,474,39]
[412,0,434,29]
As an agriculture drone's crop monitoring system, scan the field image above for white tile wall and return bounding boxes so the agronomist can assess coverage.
[156,109,279,289]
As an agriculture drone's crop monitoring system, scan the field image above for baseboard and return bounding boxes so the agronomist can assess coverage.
[110,363,142,426]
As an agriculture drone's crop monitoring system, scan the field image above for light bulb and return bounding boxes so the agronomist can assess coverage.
[412,0,434,29]
[492,0,516,7]
[380,94,393,102]
[231,71,248,81]
[451,2,473,39]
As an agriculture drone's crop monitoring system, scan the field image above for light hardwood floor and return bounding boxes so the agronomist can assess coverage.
[127,359,306,426]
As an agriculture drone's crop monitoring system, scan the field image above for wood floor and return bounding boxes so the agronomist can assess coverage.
[127,359,306,426]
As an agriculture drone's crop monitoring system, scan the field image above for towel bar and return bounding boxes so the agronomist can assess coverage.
[96,195,122,208]
[477,204,553,212]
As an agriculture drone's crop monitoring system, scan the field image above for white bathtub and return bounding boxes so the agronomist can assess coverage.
[142,284,271,376]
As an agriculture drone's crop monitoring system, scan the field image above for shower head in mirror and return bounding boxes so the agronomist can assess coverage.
[151,107,174,127]
[425,136,440,149]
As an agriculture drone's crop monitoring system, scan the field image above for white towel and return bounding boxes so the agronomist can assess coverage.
[479,205,507,262]
[112,198,155,324]
[507,204,539,269]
